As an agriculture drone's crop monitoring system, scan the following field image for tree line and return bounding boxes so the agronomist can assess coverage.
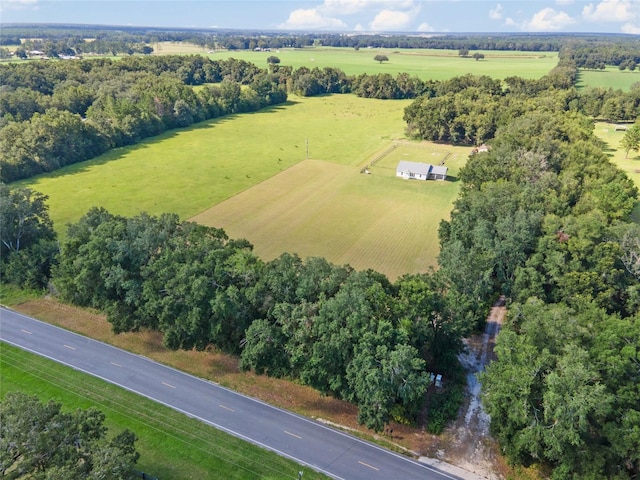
[0,56,285,182]
[403,64,640,145]
[0,197,469,433]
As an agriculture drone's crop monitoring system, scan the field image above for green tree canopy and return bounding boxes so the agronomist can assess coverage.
[620,122,640,158]
[0,392,139,479]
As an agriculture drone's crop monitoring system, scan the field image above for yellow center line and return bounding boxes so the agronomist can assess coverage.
[20,329,32,334]
[218,404,235,412]
[162,382,176,389]
[284,430,302,439]
[63,344,76,350]
[358,460,379,471]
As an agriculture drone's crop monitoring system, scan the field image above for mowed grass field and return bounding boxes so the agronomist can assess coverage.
[593,121,640,223]
[192,142,469,279]
[576,67,640,91]
[21,94,409,235]
[0,343,329,480]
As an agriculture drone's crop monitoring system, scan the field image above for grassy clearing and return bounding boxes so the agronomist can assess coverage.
[0,342,329,480]
[592,121,640,223]
[576,67,640,91]
[192,142,469,279]
[204,46,557,81]
[20,94,410,240]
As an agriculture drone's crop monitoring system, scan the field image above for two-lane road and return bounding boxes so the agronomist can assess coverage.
[0,307,462,480]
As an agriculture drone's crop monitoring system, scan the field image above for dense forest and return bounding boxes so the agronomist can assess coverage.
[1,29,640,478]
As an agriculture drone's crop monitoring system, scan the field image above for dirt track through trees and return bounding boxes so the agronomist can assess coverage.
[427,297,506,479]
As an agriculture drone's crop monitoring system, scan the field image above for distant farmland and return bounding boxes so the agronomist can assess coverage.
[155,43,559,81]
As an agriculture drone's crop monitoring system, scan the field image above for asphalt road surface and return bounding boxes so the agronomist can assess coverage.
[0,307,462,480]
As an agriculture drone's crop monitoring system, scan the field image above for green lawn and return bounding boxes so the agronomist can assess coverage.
[576,67,640,91]
[205,46,558,81]
[593,121,640,223]
[0,343,328,480]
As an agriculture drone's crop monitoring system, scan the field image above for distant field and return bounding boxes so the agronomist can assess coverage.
[0,343,328,480]
[21,94,410,238]
[576,67,640,91]
[153,43,558,81]
[593,121,640,223]
[191,142,469,279]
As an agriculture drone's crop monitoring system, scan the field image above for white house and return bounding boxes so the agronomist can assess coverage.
[396,161,448,181]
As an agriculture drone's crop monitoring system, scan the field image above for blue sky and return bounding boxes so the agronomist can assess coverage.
[1,0,639,34]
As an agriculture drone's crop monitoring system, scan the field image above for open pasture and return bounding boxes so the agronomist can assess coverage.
[206,46,558,81]
[21,94,410,238]
[576,67,640,91]
[0,343,328,480]
[593,122,640,223]
[191,141,469,279]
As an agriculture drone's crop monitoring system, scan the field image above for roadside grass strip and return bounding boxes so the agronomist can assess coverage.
[0,343,329,480]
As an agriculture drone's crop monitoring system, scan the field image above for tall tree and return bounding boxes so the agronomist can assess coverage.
[620,122,640,158]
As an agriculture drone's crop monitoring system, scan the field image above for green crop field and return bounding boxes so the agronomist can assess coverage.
[593,121,640,223]
[0,343,329,480]
[203,46,558,81]
[576,67,640,91]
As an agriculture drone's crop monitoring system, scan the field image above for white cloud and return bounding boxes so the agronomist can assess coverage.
[319,0,417,15]
[555,0,575,5]
[489,3,503,20]
[369,9,413,30]
[517,7,576,31]
[278,8,348,30]
[583,0,637,22]
[417,22,435,32]
[622,22,640,33]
